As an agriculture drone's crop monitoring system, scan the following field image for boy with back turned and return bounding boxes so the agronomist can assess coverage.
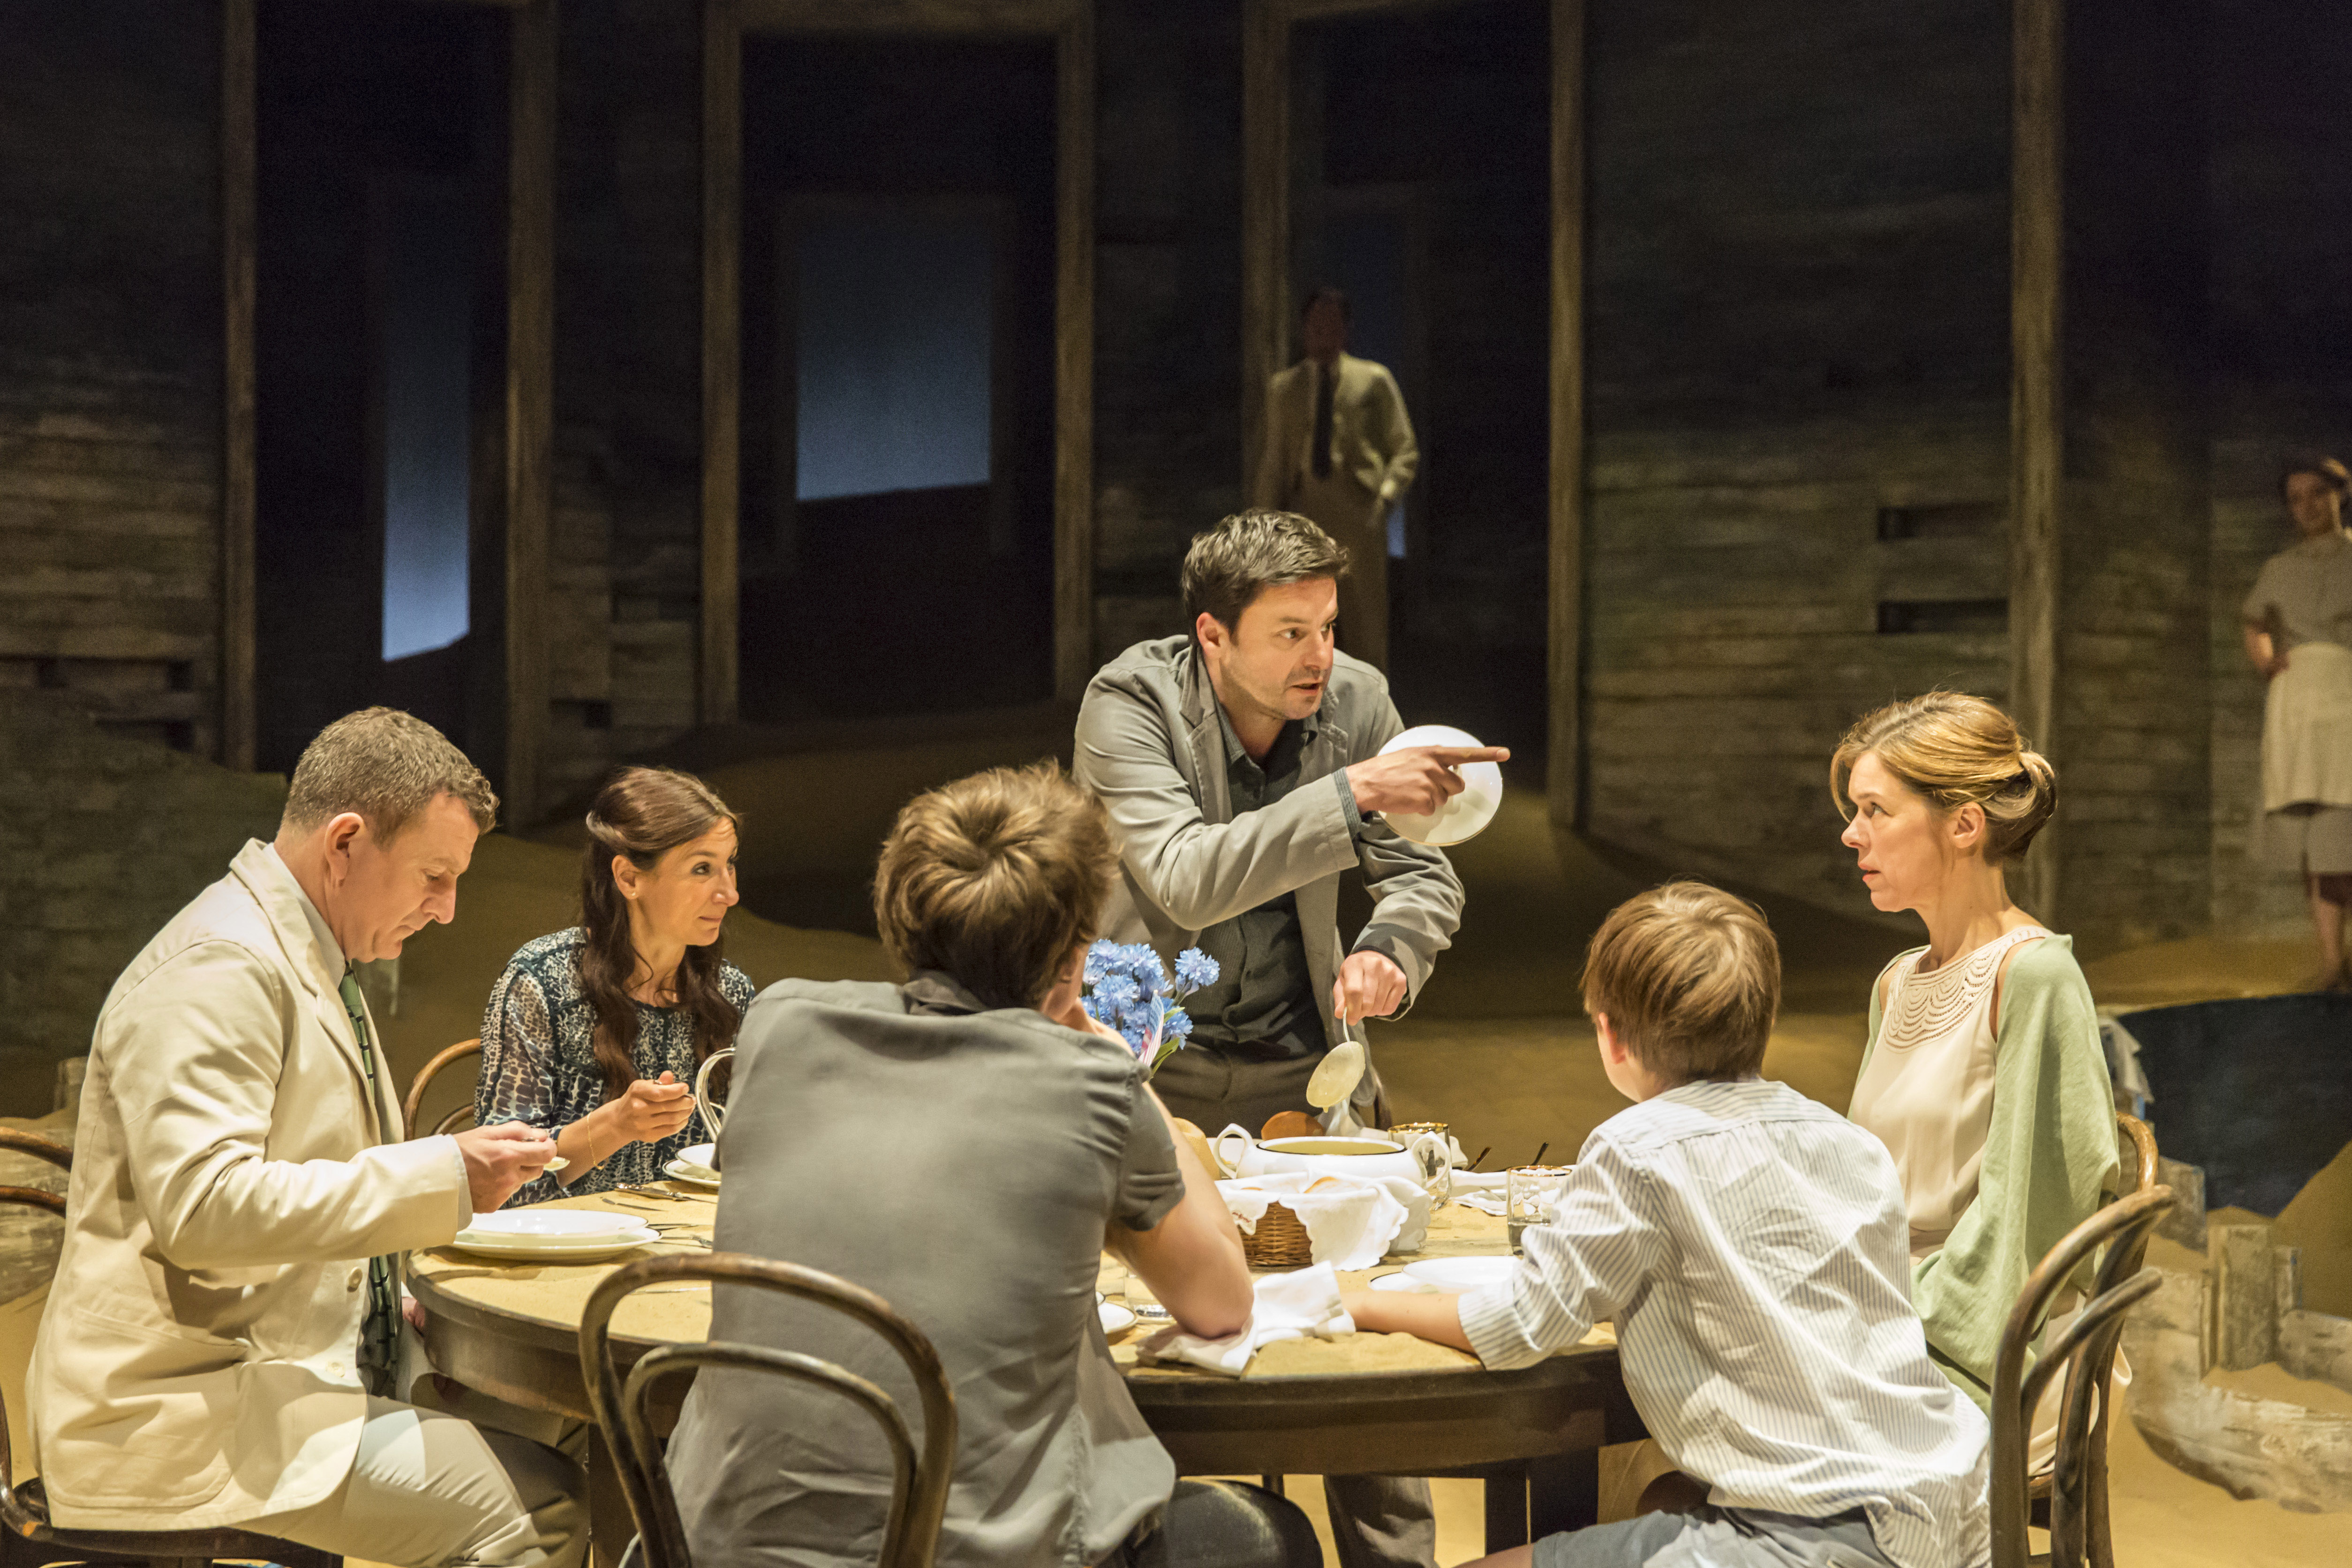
[1346,883,1990,1568]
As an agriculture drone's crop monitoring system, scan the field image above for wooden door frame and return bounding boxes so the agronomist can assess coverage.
[708,0,1096,715]
[1242,0,1585,821]
[219,0,554,823]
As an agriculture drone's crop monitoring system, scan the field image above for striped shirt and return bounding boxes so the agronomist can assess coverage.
[1460,1078,1990,1568]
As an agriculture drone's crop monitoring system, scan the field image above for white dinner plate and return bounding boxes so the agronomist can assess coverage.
[1099,1301,1138,1336]
[1402,1256,1517,1293]
[1368,1273,1435,1294]
[462,1210,643,1241]
[663,1159,722,1189]
[1376,725,1504,846]
[449,1222,659,1263]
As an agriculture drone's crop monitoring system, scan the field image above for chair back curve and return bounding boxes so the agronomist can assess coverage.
[579,1252,957,1568]
[0,1129,71,1220]
[0,1136,69,1523]
[402,1038,482,1139]
[1990,1184,2177,1568]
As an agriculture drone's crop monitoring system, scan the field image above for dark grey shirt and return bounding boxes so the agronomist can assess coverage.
[1186,705,1410,1062]
[667,974,1184,1568]
[1185,708,1328,1060]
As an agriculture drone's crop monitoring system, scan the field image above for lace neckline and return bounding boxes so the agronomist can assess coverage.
[1881,925,2051,1050]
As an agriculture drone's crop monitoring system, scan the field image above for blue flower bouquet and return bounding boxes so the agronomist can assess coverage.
[1080,941,1219,1077]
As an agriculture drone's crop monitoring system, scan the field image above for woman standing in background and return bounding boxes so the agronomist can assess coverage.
[476,766,754,1205]
[2243,453,2352,989]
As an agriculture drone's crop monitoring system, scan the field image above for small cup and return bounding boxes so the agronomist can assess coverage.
[1506,1165,1573,1253]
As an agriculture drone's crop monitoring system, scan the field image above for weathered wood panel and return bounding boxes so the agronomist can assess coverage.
[0,3,224,755]
[1545,0,1585,821]
[504,0,558,822]
[2203,0,2352,935]
[1574,0,2013,917]
[2032,0,2210,949]
[220,0,258,770]
[1051,6,1098,698]
[699,0,742,726]
[0,693,285,1115]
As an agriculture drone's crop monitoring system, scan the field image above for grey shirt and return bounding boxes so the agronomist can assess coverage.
[667,974,1184,1568]
[1186,707,1337,1060]
[2244,529,2352,650]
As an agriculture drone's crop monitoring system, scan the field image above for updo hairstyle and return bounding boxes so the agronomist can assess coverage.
[1830,693,2058,865]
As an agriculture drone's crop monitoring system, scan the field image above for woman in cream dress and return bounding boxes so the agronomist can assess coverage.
[1835,694,2119,1468]
[2243,454,2352,988]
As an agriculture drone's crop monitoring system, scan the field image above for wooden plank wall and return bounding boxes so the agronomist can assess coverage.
[0,3,226,758]
[2204,0,2352,937]
[1580,0,2014,916]
[2038,0,2210,950]
[1073,0,1246,651]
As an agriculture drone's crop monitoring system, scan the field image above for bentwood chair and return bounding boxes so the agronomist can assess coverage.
[2013,1114,2162,1510]
[0,1132,69,1219]
[403,1037,483,1138]
[1990,1184,2176,1568]
[579,1253,957,1568]
[0,1132,339,1568]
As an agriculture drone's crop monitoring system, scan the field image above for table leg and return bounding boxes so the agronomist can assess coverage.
[1528,1450,1599,1538]
[589,1427,636,1568]
[1478,1462,1530,1551]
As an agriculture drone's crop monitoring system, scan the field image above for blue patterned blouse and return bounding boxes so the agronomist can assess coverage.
[477,927,756,1207]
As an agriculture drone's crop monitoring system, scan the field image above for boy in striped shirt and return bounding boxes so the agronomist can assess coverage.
[1344,882,1990,1568]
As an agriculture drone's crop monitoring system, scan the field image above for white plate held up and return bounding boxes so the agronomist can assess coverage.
[1375,725,1503,846]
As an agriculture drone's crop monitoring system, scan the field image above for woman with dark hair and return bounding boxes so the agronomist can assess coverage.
[2244,453,2352,988]
[476,766,754,1205]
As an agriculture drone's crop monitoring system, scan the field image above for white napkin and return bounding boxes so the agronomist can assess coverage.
[1219,1173,1409,1271]
[1138,1263,1354,1377]
[1448,1170,1509,1216]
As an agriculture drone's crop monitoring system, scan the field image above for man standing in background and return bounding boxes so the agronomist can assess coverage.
[1253,285,1419,670]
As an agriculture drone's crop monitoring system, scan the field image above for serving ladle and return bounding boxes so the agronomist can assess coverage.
[1306,1016,1368,1112]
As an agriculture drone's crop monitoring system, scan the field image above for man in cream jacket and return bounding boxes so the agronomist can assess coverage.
[30,708,579,1568]
[1251,285,1419,670]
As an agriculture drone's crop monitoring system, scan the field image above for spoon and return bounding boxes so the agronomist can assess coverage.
[1306,1016,1368,1111]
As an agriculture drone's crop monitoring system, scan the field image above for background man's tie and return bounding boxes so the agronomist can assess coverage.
[338,972,403,1399]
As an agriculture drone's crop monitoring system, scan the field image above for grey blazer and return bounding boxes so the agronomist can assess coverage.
[1074,637,1465,1095]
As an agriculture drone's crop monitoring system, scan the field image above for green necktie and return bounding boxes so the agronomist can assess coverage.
[338,973,402,1399]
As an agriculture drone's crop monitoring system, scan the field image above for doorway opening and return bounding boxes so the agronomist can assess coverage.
[739,36,1057,724]
[253,0,503,773]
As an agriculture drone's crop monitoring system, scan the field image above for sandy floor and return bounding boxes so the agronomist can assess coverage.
[355,743,2347,1563]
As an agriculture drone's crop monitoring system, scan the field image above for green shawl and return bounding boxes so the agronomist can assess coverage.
[1858,933,2118,1410]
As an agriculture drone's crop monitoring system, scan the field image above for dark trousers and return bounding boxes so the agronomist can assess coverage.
[1149,1049,1436,1568]
[1152,1048,1322,1140]
[1108,1480,1319,1568]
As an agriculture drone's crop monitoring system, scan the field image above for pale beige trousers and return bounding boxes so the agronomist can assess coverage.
[248,1394,588,1568]
[1291,473,1389,671]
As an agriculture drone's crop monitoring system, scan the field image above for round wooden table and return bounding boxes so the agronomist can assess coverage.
[409,1185,1644,1560]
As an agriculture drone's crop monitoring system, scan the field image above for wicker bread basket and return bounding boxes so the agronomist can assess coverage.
[1239,1200,1313,1269]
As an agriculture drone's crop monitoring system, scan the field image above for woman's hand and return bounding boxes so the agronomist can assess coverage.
[607,1071,696,1144]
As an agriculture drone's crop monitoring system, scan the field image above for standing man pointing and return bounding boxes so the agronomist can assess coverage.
[1078,510,1500,1139]
[1076,510,1503,1568]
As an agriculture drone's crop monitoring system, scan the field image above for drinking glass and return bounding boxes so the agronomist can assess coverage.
[1506,1165,1572,1252]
